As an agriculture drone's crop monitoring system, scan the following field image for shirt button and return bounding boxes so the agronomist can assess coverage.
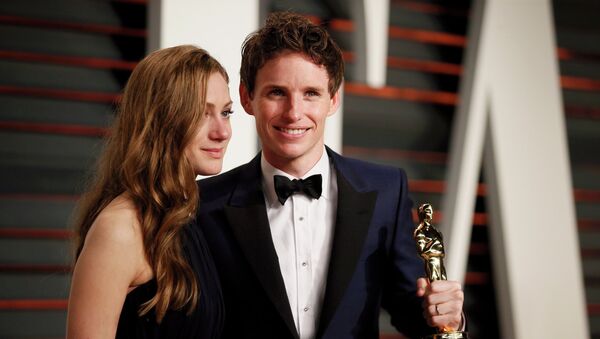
[301,261,308,267]
[299,216,304,221]
[303,306,310,312]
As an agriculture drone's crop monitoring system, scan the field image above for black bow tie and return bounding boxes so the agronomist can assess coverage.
[273,174,322,205]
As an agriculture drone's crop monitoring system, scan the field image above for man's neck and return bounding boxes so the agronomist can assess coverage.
[263,148,325,178]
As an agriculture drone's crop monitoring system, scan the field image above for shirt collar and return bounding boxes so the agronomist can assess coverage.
[261,148,331,206]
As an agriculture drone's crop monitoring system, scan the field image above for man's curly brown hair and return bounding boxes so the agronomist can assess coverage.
[240,11,344,97]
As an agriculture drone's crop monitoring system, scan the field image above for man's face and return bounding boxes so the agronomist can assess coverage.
[240,51,340,172]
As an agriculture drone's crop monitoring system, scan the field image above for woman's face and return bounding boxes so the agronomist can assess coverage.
[184,72,233,176]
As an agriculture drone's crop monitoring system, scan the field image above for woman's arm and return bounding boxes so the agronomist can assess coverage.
[67,199,151,339]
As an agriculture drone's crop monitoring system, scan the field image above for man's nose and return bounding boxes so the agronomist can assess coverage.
[281,95,302,122]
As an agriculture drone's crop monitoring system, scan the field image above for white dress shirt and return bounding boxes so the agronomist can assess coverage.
[261,149,338,339]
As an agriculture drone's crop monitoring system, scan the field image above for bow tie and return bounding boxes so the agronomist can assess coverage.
[273,174,322,205]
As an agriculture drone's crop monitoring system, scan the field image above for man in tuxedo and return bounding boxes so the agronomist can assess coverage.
[197,12,464,339]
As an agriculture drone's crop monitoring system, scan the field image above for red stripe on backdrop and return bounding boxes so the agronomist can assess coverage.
[0,264,71,273]
[409,180,596,204]
[561,76,600,92]
[330,19,467,47]
[565,106,600,120]
[303,14,322,25]
[579,219,600,232]
[0,86,120,103]
[465,272,489,285]
[349,53,600,95]
[0,121,107,137]
[342,146,448,165]
[581,249,600,258]
[347,35,600,64]
[472,243,600,258]
[410,209,597,232]
[341,50,355,62]
[385,58,600,95]
[411,210,487,227]
[0,228,71,239]
[0,193,79,201]
[0,299,68,310]
[111,0,147,4]
[345,82,458,106]
[409,180,486,196]
[324,16,600,68]
[325,21,600,65]
[469,243,489,255]
[379,333,408,339]
[589,304,600,316]
[388,26,467,47]
[557,48,600,63]
[329,19,354,32]
[0,50,137,71]
[0,15,146,37]
[409,180,446,194]
[557,48,573,60]
[574,189,600,203]
[391,0,470,17]
[471,213,488,226]
[387,56,463,76]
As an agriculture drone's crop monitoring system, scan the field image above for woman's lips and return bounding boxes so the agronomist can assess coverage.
[202,148,224,158]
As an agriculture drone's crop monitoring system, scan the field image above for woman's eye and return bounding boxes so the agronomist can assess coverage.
[221,109,234,118]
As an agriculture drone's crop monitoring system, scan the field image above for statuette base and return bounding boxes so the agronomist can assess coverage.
[423,332,468,339]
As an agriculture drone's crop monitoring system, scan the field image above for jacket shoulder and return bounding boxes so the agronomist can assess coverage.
[334,154,408,190]
[197,164,248,207]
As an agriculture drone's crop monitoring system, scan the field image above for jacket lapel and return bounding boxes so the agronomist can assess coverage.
[317,150,378,337]
[223,155,298,339]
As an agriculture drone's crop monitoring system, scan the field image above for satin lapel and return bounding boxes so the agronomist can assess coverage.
[223,158,298,339]
[317,168,378,337]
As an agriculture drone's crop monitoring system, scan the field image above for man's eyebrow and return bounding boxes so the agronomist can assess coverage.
[305,86,325,92]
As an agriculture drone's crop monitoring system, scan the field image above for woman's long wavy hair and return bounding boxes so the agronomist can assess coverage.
[72,45,228,322]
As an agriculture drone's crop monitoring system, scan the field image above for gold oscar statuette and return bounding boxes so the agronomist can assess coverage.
[414,203,468,339]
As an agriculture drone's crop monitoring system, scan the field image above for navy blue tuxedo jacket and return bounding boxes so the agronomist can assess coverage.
[195,148,431,339]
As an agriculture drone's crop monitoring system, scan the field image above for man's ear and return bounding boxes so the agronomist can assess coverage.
[239,83,254,115]
[327,88,342,117]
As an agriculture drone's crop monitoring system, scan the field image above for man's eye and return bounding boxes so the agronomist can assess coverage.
[269,89,284,96]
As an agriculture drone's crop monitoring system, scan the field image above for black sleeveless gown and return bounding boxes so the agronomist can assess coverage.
[115,225,224,338]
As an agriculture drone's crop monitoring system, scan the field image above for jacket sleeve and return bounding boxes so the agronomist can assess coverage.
[381,168,433,338]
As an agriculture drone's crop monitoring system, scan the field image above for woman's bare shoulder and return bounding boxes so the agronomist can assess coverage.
[86,194,141,246]
[78,193,152,285]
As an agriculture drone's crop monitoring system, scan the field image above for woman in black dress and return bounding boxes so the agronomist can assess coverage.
[66,45,232,338]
